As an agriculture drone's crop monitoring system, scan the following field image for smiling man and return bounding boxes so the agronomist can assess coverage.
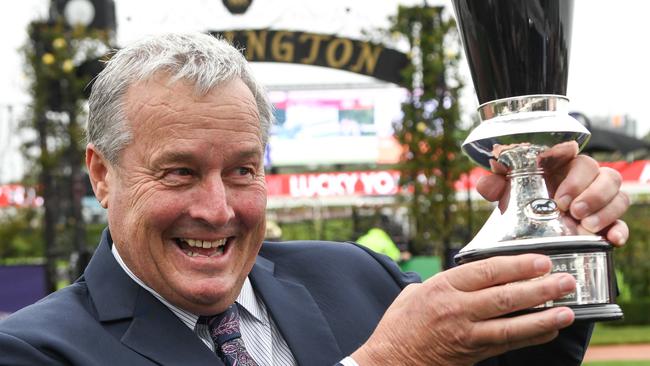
[0,33,630,366]
[95,74,267,316]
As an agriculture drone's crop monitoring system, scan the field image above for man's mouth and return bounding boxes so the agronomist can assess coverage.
[173,237,230,258]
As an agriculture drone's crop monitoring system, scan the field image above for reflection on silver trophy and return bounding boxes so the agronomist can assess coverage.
[452,0,622,321]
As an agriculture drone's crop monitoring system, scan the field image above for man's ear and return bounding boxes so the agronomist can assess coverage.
[86,144,112,208]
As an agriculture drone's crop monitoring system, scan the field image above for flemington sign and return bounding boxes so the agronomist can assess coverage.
[210,29,409,85]
[81,29,408,96]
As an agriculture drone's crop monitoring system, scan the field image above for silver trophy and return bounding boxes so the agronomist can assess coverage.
[452,0,622,321]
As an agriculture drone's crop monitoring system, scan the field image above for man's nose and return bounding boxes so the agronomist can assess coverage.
[188,176,235,226]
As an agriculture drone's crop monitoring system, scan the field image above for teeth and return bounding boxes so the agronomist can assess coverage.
[183,247,224,258]
[179,238,227,248]
[178,238,228,258]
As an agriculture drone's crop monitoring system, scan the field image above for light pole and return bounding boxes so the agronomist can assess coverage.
[57,0,115,280]
[62,0,91,281]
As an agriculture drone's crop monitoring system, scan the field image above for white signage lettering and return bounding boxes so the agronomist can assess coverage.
[289,173,360,197]
[287,171,398,197]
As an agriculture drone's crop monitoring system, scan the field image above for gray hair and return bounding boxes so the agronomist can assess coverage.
[86,32,273,165]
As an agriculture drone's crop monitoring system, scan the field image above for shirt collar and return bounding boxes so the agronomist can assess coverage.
[110,244,264,330]
[236,274,268,326]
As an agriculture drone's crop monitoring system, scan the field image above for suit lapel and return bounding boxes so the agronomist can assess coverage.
[250,256,343,366]
[120,288,221,366]
[84,229,221,365]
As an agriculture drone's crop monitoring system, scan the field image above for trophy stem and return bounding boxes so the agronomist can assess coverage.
[496,145,571,241]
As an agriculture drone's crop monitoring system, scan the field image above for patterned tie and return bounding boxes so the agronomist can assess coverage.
[201,304,259,366]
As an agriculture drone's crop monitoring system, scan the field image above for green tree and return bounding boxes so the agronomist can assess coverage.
[22,18,111,291]
[388,6,472,265]
[616,203,650,299]
[0,208,43,261]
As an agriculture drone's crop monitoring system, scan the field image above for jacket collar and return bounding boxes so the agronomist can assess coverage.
[250,254,343,365]
[84,229,343,365]
[84,229,221,365]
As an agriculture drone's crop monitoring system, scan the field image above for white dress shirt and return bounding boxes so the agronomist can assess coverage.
[111,245,296,366]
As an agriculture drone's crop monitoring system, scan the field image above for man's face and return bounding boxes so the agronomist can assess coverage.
[102,75,267,315]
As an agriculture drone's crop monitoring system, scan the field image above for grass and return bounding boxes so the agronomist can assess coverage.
[590,324,650,345]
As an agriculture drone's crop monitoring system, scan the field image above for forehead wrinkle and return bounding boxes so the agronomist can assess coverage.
[126,101,181,138]
[198,100,259,121]
[150,99,259,131]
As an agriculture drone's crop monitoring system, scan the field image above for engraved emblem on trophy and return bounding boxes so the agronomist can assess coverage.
[451,0,622,321]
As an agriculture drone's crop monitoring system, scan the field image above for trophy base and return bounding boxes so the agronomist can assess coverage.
[573,304,623,322]
[509,303,623,322]
[455,239,623,322]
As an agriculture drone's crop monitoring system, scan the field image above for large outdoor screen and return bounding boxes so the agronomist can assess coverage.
[266,87,406,166]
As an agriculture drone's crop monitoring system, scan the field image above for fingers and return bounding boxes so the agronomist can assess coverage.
[476,174,507,202]
[552,155,600,211]
[469,307,573,353]
[569,167,623,219]
[466,273,576,320]
[550,158,629,244]
[498,330,560,356]
[475,174,510,213]
[603,219,629,247]
[556,163,629,242]
[538,141,579,172]
[577,219,629,246]
[444,254,552,292]
[579,191,630,233]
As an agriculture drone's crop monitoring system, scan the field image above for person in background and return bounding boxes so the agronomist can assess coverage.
[0,32,630,366]
[356,215,412,262]
[264,220,283,242]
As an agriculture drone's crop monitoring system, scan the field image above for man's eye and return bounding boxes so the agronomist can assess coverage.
[167,168,194,177]
[169,168,194,176]
[237,167,255,177]
[159,168,196,186]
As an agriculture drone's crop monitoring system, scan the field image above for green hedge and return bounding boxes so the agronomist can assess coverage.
[399,256,442,280]
[608,299,650,326]
[615,203,650,300]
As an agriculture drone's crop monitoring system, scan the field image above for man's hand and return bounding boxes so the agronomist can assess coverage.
[477,148,629,246]
[352,254,576,366]
[351,150,631,365]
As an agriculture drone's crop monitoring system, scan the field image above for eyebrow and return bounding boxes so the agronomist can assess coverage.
[153,150,199,166]
[152,147,262,167]
[233,148,263,161]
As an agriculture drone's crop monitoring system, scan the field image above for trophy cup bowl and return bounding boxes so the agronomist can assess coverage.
[452,0,622,321]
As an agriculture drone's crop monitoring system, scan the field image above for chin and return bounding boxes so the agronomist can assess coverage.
[181,282,239,313]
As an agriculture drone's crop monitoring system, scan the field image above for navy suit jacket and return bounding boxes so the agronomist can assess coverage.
[0,229,591,365]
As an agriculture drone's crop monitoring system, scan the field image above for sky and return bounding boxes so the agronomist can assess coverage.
[1,0,649,183]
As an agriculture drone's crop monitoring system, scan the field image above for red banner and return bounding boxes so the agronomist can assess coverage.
[0,185,43,208]
[266,160,650,198]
